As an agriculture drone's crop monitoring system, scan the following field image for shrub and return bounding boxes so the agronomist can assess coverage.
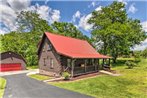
[62,72,71,80]
[134,51,141,63]
[125,61,136,69]
[134,57,141,63]
[141,48,147,58]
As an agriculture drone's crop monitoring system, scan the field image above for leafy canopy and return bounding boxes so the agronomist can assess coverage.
[17,11,53,33]
[88,1,146,62]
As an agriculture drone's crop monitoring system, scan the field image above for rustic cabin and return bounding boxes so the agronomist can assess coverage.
[38,32,111,77]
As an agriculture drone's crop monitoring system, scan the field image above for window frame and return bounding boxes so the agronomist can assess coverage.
[42,47,45,52]
[50,58,54,69]
[47,44,52,51]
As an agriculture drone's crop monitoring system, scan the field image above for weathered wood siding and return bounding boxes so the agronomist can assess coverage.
[38,37,62,76]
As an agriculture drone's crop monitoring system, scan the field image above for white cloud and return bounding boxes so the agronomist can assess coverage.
[117,0,127,5]
[0,0,29,32]
[7,0,30,11]
[74,24,79,29]
[72,11,81,22]
[77,6,102,31]
[88,1,97,8]
[0,0,60,34]
[0,27,10,35]
[24,3,60,24]
[132,21,147,51]
[95,6,102,11]
[91,2,96,7]
[78,13,93,31]
[74,11,81,18]
[26,3,51,21]
[141,21,147,32]
[45,0,49,5]
[51,10,60,23]
[37,5,51,21]
[128,3,138,14]
[133,39,147,51]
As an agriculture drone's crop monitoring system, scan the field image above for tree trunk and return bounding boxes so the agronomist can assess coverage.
[112,53,118,63]
[113,57,117,63]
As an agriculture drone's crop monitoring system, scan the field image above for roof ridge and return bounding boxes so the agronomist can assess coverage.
[45,32,88,42]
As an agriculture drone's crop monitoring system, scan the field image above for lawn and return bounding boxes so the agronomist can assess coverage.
[50,59,147,98]
[0,77,6,98]
[27,65,38,70]
[29,74,52,81]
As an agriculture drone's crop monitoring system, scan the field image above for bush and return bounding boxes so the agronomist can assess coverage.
[134,51,141,63]
[141,48,147,58]
[62,72,71,80]
[134,57,141,63]
[125,61,136,69]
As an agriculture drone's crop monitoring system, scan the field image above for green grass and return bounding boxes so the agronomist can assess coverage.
[0,77,6,98]
[50,59,147,98]
[27,65,38,70]
[29,74,52,81]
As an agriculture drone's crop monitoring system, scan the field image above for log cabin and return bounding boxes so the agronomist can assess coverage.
[37,32,111,77]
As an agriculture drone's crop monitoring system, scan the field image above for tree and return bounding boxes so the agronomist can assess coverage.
[88,1,146,63]
[51,21,90,42]
[142,48,147,58]
[1,32,27,58]
[17,11,53,33]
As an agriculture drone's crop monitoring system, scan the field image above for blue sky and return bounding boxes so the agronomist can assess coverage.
[32,0,147,37]
[0,0,147,50]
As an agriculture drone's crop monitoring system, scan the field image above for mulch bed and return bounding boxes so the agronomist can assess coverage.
[48,69,118,82]
[52,72,104,82]
[71,72,102,81]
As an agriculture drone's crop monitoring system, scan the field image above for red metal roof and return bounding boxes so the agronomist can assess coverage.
[45,32,111,59]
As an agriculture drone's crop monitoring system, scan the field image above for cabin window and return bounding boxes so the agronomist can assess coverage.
[47,44,52,51]
[50,58,54,68]
[44,58,46,66]
[42,46,45,52]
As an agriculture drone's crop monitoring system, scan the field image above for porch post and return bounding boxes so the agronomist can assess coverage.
[98,59,99,70]
[84,59,87,72]
[94,59,97,71]
[108,58,111,66]
[102,59,105,69]
[71,59,75,78]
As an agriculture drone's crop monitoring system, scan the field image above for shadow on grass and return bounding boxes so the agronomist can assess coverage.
[111,59,127,67]
[111,58,137,67]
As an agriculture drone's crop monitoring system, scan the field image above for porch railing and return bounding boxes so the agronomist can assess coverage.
[86,66,96,72]
[74,67,85,75]
[74,65,98,75]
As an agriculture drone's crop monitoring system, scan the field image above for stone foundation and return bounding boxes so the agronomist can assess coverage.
[39,69,60,77]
